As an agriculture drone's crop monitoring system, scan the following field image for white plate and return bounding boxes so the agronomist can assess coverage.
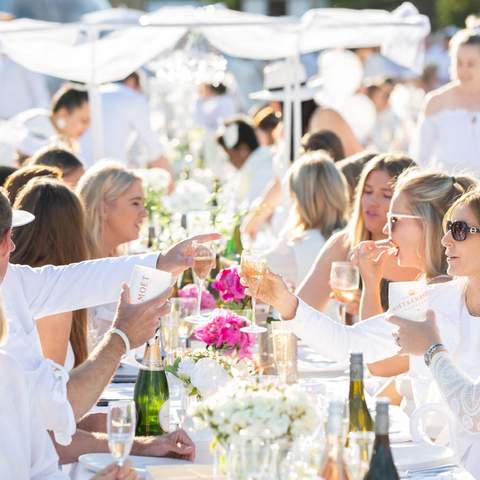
[78,453,191,474]
[392,442,456,471]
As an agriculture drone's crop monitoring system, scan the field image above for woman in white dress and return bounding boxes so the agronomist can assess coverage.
[411,29,480,176]
[77,162,148,341]
[266,150,348,287]
[248,170,480,475]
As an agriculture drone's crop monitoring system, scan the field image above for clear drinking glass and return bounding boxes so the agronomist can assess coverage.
[171,297,196,350]
[272,324,297,384]
[344,431,375,480]
[186,241,215,325]
[330,261,360,325]
[240,250,267,334]
[238,431,271,480]
[160,313,180,365]
[107,400,136,467]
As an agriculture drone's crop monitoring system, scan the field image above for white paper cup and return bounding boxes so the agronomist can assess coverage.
[129,265,172,304]
[388,280,428,322]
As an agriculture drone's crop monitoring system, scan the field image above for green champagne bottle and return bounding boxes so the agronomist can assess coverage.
[348,353,374,438]
[364,399,399,480]
[319,401,352,480]
[224,216,243,262]
[134,335,170,436]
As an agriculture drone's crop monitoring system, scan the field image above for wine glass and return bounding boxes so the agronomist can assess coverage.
[240,250,267,334]
[107,400,136,467]
[330,261,360,325]
[186,241,215,325]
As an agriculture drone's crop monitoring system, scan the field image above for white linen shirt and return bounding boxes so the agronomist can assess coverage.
[0,350,67,479]
[79,83,163,167]
[1,253,158,444]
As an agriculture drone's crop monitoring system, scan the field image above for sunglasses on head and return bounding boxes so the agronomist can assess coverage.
[445,220,480,241]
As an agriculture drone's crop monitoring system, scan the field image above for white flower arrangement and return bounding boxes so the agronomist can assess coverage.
[137,168,171,193]
[169,179,210,214]
[192,380,318,447]
[167,349,231,399]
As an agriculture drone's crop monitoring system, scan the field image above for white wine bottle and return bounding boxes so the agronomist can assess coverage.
[319,400,352,480]
[134,334,170,436]
[348,353,374,438]
[364,399,399,480]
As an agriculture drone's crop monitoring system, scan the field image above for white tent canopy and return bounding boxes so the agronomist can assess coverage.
[0,2,430,85]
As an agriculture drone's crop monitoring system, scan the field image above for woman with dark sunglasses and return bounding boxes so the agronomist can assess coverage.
[386,188,480,479]
[243,169,480,476]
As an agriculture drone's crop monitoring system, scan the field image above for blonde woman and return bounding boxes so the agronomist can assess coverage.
[266,151,348,287]
[77,161,148,341]
[297,153,419,316]
[77,161,147,259]
[248,171,480,476]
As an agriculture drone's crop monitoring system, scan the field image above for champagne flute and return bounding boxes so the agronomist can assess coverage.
[107,400,135,467]
[186,241,215,325]
[330,261,359,325]
[240,250,267,334]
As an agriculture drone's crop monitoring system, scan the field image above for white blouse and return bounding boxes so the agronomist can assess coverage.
[1,253,159,444]
[266,229,326,287]
[411,109,480,177]
[285,278,480,474]
[0,350,67,479]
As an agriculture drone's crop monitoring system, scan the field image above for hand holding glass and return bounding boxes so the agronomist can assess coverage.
[107,400,135,467]
[240,250,267,334]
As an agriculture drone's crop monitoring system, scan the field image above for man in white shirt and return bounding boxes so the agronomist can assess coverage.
[0,192,219,464]
[217,117,274,209]
[80,72,169,171]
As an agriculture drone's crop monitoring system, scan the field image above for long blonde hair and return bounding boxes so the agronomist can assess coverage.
[76,161,141,258]
[348,152,416,247]
[287,151,348,240]
[396,169,477,279]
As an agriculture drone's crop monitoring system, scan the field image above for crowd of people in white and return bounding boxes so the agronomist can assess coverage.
[2,12,480,480]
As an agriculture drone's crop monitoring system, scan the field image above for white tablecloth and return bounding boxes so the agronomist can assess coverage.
[68,347,475,480]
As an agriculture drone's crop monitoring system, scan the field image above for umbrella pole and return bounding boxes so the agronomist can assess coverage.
[291,53,302,163]
[87,26,104,164]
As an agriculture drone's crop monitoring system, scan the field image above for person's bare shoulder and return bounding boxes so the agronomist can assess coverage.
[321,229,350,259]
[423,83,458,117]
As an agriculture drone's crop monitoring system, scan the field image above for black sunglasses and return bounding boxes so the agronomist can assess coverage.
[446,220,480,241]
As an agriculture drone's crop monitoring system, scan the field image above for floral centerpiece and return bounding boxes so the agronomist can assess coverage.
[178,284,216,310]
[211,266,249,309]
[192,380,318,447]
[194,309,255,359]
[166,349,231,398]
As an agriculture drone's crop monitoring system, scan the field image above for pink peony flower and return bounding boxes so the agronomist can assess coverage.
[194,309,255,359]
[178,284,216,310]
[211,267,246,303]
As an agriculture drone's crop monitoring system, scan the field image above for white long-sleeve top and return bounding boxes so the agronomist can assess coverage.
[1,253,158,445]
[287,278,480,471]
[0,350,67,479]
